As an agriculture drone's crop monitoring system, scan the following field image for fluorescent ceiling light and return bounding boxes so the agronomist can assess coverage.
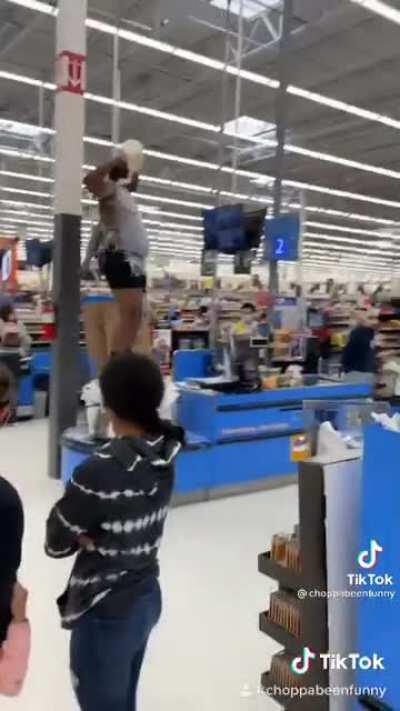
[303,249,393,264]
[86,92,219,134]
[0,169,52,183]
[143,220,202,232]
[0,216,52,227]
[349,0,400,26]
[287,84,400,131]
[285,143,400,180]
[7,0,400,135]
[285,178,400,210]
[0,165,396,231]
[305,220,392,238]
[304,236,397,256]
[2,79,400,202]
[137,193,212,209]
[0,70,54,90]
[0,118,52,139]
[141,175,214,194]
[3,128,400,223]
[0,186,50,198]
[5,0,56,15]
[210,0,280,19]
[0,199,51,211]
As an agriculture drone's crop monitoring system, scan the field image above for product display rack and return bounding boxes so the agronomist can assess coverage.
[258,460,329,710]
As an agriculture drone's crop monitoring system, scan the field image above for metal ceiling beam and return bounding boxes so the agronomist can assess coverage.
[0,12,44,60]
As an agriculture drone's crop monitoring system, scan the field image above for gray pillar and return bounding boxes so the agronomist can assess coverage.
[269,0,294,294]
[48,0,87,478]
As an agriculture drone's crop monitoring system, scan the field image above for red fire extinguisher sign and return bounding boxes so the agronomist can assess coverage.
[56,51,87,95]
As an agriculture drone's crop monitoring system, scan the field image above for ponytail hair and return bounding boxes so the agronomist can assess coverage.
[100,353,184,440]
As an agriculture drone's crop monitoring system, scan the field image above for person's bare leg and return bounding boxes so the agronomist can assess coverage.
[83,303,109,374]
[104,301,119,361]
[111,288,143,354]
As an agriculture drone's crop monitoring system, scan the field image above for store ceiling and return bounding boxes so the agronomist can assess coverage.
[1,0,400,275]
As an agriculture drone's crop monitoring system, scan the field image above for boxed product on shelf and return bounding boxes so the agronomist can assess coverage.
[268,590,302,638]
[270,529,301,572]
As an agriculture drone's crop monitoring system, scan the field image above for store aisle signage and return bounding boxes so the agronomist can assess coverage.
[1,249,12,282]
[56,51,87,94]
[0,238,18,289]
[264,213,300,262]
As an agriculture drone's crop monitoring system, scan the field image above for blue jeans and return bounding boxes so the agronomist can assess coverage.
[70,579,162,711]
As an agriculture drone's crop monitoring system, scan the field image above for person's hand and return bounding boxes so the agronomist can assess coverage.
[78,534,95,552]
[11,582,28,623]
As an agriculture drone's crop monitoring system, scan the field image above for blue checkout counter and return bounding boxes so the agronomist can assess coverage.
[175,381,372,497]
[0,347,90,419]
[61,373,373,504]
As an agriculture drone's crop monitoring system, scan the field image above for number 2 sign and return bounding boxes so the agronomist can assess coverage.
[264,213,300,262]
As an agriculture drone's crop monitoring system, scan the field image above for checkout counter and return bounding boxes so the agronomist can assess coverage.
[60,345,373,504]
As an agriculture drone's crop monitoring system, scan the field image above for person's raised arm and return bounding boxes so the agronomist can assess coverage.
[83,156,127,198]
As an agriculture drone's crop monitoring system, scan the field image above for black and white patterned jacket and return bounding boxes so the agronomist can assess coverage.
[46,425,183,628]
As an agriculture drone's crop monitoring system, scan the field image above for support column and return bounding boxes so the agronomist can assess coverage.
[269,0,294,295]
[112,2,122,145]
[297,189,306,294]
[231,0,244,193]
[48,0,87,479]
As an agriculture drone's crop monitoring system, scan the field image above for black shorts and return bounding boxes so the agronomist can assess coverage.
[99,250,147,291]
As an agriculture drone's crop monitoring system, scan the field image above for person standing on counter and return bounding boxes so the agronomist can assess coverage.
[83,140,149,356]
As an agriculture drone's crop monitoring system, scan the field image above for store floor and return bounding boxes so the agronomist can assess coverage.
[0,419,298,711]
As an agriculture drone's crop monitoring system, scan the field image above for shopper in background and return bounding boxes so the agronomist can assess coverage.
[315,313,332,375]
[46,353,185,711]
[84,140,148,356]
[253,275,272,310]
[192,305,210,329]
[0,364,30,698]
[232,302,258,336]
[0,302,31,356]
[257,311,271,339]
[342,311,377,385]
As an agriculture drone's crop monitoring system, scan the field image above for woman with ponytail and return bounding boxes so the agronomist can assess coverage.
[46,353,184,711]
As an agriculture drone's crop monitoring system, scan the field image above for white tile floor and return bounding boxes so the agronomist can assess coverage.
[0,419,299,711]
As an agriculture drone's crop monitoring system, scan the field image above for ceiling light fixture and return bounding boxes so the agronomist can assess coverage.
[305,221,394,238]
[2,131,400,225]
[349,0,400,26]
[3,68,400,194]
[0,88,399,209]
[7,0,400,135]
[0,165,396,231]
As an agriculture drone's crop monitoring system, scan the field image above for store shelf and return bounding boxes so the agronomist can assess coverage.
[259,612,302,654]
[258,552,302,590]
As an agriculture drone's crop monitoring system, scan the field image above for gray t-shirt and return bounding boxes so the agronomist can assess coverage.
[99,182,149,262]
